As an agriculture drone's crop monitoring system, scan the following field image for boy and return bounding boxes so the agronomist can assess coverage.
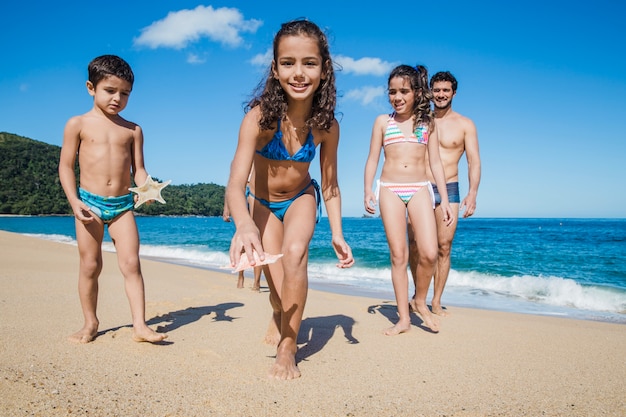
[59,55,167,343]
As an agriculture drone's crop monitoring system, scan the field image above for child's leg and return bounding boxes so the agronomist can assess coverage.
[407,190,439,332]
[265,192,317,380]
[378,187,412,335]
[69,218,105,343]
[254,208,284,347]
[107,212,167,343]
[237,271,245,288]
[252,266,262,292]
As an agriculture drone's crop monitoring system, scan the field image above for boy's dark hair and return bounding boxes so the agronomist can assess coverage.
[88,55,134,88]
[429,71,457,92]
[247,19,336,131]
[388,65,434,130]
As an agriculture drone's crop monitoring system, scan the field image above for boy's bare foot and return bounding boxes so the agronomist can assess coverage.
[263,312,281,346]
[410,299,440,332]
[269,349,301,380]
[383,322,411,336]
[68,326,98,344]
[132,326,168,343]
[251,285,261,292]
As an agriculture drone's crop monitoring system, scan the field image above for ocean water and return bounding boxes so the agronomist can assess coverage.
[1,215,625,324]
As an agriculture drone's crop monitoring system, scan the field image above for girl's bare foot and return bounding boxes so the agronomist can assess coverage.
[383,322,411,336]
[410,299,440,332]
[269,348,301,380]
[431,304,450,317]
[68,325,98,344]
[263,311,281,346]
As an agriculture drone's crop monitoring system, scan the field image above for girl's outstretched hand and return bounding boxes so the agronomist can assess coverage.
[229,220,265,268]
[331,236,355,268]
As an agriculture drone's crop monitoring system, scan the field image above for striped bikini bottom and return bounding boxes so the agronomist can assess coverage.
[376,180,435,208]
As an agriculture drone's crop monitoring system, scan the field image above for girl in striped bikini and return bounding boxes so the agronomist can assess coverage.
[364,65,454,335]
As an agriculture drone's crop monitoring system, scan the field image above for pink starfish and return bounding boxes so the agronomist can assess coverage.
[223,252,283,273]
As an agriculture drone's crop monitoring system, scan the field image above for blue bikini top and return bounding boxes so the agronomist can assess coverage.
[256,119,316,163]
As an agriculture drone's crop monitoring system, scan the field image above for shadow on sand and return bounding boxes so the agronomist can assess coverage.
[367,301,438,333]
[97,302,244,344]
[295,314,359,363]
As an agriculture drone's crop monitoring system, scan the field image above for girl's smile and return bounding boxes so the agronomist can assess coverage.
[387,76,414,116]
[273,34,323,100]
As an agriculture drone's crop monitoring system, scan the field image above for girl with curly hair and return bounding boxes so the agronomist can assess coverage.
[225,19,354,380]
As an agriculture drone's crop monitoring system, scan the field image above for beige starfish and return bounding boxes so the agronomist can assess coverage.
[128,175,171,208]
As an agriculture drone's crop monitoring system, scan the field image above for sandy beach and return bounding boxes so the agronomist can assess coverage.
[1,230,624,417]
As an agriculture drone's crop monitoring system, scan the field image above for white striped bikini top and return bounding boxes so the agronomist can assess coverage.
[383,113,429,147]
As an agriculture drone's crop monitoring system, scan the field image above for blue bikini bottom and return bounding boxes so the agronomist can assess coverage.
[249,179,321,223]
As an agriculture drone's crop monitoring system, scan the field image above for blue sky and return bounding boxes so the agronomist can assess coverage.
[2,1,625,218]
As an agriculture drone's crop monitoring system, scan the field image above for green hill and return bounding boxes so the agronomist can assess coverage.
[0,132,225,216]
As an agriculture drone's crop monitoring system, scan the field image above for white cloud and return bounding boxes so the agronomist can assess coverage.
[344,86,385,105]
[186,53,206,64]
[134,5,262,49]
[334,55,397,76]
[250,49,272,67]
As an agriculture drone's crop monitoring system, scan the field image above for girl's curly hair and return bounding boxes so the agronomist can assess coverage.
[246,19,336,131]
[388,65,434,131]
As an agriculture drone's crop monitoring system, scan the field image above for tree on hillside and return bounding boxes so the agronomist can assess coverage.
[0,132,225,216]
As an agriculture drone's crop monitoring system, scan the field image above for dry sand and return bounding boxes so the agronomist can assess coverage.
[1,230,624,416]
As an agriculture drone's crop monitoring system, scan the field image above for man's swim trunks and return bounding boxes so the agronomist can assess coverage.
[432,182,460,205]
[79,188,134,223]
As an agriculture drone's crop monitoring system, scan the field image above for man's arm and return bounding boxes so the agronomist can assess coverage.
[462,118,481,217]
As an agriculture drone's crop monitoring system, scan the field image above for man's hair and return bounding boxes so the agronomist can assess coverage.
[88,55,134,88]
[429,71,457,92]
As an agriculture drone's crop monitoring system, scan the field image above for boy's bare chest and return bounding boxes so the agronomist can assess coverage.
[81,126,133,148]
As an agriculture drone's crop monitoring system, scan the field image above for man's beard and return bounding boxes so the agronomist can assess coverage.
[433,100,452,111]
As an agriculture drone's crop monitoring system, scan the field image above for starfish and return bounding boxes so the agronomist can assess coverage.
[128,175,171,208]
[222,251,284,273]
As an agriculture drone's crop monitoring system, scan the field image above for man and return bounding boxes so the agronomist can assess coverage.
[409,71,481,316]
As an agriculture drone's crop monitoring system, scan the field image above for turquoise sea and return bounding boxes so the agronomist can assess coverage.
[1,216,625,324]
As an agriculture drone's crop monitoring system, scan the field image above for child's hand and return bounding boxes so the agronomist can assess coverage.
[364,191,377,214]
[229,220,265,268]
[72,201,94,224]
[133,194,154,207]
[440,203,455,227]
[331,236,355,268]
